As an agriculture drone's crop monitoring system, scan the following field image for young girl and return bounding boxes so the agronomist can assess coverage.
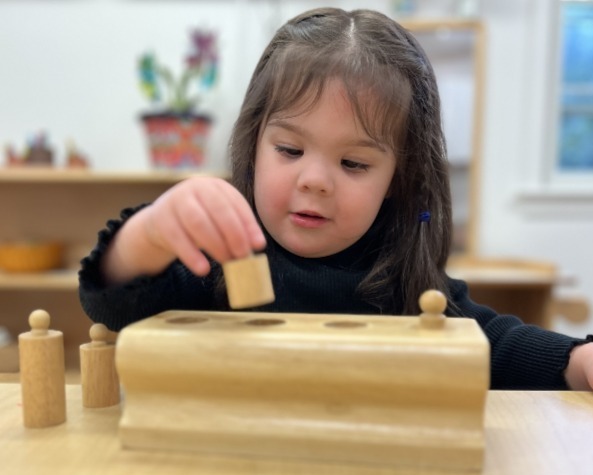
[79,8,593,391]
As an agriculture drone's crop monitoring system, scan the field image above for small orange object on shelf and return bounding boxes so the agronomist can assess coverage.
[0,241,64,273]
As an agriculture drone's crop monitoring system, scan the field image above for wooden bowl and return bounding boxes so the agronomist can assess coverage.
[0,241,64,273]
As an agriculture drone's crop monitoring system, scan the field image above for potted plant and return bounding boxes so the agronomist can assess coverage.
[138,29,218,169]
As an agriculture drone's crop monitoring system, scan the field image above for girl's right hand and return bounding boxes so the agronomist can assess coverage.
[101,176,267,284]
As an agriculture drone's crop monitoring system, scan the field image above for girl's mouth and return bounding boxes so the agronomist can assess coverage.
[290,211,329,229]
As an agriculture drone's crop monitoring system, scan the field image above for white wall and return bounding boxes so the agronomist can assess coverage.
[478,0,593,337]
[1,0,592,336]
[0,0,285,172]
[0,0,393,172]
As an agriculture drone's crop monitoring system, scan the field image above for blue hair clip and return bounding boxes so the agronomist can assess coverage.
[419,211,431,223]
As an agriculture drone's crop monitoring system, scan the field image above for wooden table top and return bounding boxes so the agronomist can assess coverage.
[1,383,592,475]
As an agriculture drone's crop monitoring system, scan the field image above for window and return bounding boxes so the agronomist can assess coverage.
[557,1,593,174]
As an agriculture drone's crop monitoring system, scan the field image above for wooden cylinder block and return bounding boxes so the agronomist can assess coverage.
[80,323,120,408]
[222,254,275,309]
[116,310,490,472]
[18,309,66,428]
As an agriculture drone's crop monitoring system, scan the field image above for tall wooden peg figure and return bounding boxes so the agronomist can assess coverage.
[80,323,120,408]
[419,289,448,329]
[18,309,66,428]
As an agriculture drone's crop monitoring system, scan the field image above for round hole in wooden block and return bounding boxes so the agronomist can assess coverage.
[324,321,367,329]
[165,316,209,325]
[244,318,285,326]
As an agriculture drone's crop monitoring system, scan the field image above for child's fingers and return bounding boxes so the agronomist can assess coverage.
[175,195,234,264]
[196,182,254,260]
[153,176,264,266]
[223,183,267,250]
[149,206,212,276]
[165,219,212,276]
[178,244,212,277]
[178,245,212,277]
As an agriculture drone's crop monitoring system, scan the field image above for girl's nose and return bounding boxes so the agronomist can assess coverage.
[296,159,334,195]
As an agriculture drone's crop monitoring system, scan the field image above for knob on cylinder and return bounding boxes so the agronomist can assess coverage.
[419,290,447,329]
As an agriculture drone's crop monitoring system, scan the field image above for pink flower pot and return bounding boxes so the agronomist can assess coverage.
[141,113,212,169]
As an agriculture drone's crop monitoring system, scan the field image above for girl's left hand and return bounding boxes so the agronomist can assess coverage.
[566,342,593,390]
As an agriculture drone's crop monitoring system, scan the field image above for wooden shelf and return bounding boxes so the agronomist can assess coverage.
[447,257,557,286]
[0,270,78,290]
[401,18,483,32]
[0,169,202,366]
[446,265,557,286]
[0,168,227,184]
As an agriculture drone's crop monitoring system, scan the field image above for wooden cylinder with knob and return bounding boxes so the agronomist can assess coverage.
[18,309,66,428]
[80,323,120,408]
[419,289,448,329]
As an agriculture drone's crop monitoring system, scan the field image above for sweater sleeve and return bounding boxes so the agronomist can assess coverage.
[78,205,218,332]
[448,278,591,390]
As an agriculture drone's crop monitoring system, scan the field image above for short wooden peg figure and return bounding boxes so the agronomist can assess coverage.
[419,289,448,329]
[18,309,66,428]
[222,253,275,309]
[80,323,120,408]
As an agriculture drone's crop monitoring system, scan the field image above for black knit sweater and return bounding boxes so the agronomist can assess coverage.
[78,207,591,390]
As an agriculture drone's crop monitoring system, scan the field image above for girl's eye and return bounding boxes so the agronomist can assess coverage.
[274,145,303,158]
[342,159,369,172]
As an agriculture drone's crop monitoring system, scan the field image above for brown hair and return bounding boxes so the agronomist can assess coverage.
[229,8,452,314]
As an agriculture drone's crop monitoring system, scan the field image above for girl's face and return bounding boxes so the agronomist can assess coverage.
[254,80,396,258]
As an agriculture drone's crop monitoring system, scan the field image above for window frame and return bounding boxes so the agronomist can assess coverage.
[547,0,593,185]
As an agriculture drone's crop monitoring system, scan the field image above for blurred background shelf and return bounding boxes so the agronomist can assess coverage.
[0,168,200,370]
[0,270,78,290]
[0,168,225,184]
